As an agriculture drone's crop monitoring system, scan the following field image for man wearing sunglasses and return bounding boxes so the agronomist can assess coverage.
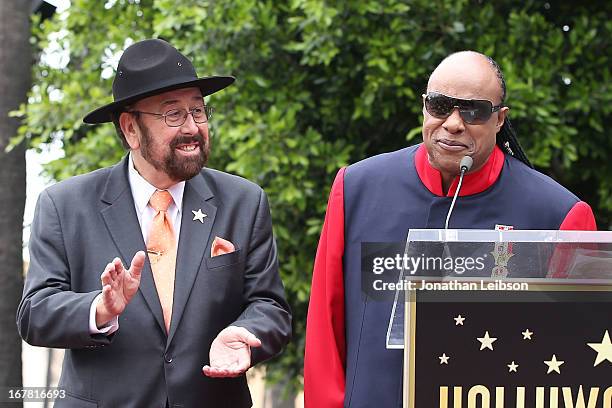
[305,51,596,407]
[17,39,291,407]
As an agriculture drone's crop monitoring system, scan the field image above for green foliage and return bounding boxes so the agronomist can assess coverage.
[18,0,611,394]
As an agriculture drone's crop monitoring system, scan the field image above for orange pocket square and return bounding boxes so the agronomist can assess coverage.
[211,236,236,257]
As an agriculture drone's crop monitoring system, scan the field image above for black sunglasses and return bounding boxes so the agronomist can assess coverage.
[423,92,503,125]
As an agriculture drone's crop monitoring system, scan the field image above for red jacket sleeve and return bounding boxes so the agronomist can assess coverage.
[304,168,346,408]
[559,201,597,231]
[548,201,597,278]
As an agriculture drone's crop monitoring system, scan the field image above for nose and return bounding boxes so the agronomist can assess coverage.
[442,108,465,134]
[179,112,200,135]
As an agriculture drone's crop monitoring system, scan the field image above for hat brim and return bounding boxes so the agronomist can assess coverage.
[83,76,235,124]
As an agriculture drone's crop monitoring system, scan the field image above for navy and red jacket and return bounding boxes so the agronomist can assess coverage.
[304,144,596,408]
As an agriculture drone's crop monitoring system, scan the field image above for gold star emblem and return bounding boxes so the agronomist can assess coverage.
[192,209,207,223]
[587,330,612,367]
[439,353,450,364]
[522,329,533,340]
[507,361,519,372]
[454,315,465,326]
[477,331,497,351]
[544,354,564,374]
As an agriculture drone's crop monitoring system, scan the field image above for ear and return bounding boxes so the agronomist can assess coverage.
[495,106,509,132]
[119,112,140,150]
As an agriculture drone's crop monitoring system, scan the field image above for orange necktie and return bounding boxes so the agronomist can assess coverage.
[146,190,176,333]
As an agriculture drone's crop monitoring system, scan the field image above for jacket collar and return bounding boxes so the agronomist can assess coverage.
[414,144,504,197]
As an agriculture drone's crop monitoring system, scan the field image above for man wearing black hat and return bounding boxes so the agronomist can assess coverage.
[17,39,291,407]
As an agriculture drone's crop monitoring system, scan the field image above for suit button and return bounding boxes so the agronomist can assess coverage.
[164,354,173,363]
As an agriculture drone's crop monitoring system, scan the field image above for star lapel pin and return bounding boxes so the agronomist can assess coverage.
[192,209,207,223]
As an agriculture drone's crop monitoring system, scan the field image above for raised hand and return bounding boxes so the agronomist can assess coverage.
[95,251,145,327]
[202,326,262,378]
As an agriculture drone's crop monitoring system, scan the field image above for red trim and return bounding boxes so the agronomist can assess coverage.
[415,144,505,197]
[305,168,346,408]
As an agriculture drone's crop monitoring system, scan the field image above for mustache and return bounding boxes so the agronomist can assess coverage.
[170,133,205,149]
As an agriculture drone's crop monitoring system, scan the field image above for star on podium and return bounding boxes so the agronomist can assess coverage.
[587,330,612,366]
[454,315,465,326]
[477,331,497,351]
[544,354,564,374]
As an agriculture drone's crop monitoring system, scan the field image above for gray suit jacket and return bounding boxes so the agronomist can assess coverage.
[17,157,292,407]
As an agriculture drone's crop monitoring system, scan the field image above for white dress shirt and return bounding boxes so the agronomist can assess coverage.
[88,153,185,334]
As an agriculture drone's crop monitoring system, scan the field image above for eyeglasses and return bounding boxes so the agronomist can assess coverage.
[129,105,214,127]
[423,92,502,125]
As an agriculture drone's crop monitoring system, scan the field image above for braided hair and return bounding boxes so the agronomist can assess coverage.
[484,56,533,168]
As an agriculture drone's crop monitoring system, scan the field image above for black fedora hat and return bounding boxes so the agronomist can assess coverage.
[83,39,234,124]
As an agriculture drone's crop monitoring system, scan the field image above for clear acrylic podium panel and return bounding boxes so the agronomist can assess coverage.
[386,229,612,349]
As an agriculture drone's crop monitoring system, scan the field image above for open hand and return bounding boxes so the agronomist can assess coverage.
[202,326,262,378]
[96,251,145,326]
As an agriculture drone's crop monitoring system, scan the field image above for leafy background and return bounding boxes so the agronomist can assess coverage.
[16,0,611,393]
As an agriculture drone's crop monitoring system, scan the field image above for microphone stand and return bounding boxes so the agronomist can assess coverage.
[441,156,473,279]
[445,156,473,230]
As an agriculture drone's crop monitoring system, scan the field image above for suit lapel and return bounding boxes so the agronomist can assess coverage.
[167,171,216,347]
[99,157,166,335]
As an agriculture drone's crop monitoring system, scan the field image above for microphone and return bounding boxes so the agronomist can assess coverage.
[459,156,473,173]
[445,156,473,229]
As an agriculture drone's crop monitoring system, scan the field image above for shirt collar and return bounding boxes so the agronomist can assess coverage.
[127,153,185,212]
[414,144,505,197]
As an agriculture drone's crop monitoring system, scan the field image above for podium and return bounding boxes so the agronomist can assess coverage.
[372,229,612,408]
